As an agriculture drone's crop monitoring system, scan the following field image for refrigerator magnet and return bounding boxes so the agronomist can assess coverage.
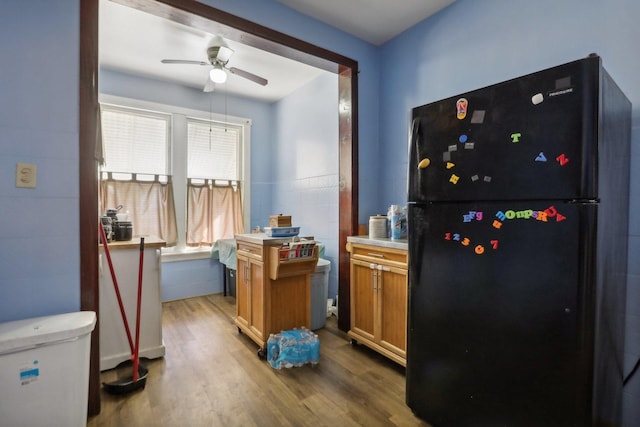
[418,158,431,169]
[511,132,522,143]
[535,152,547,162]
[531,93,544,104]
[470,110,486,124]
[456,98,468,119]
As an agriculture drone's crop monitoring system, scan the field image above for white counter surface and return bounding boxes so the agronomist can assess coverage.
[347,235,408,251]
[235,232,314,246]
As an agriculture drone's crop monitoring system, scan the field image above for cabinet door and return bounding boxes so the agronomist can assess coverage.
[350,258,376,342]
[236,255,250,328]
[249,259,264,340]
[377,265,408,357]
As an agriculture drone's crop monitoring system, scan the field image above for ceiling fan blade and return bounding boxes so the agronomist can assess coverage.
[203,78,215,93]
[161,59,209,66]
[228,67,268,86]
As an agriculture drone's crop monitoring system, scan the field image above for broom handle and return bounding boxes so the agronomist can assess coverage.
[99,221,135,354]
[132,237,145,382]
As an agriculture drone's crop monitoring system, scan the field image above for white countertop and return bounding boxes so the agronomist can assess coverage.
[235,233,315,246]
[99,237,166,250]
[347,235,408,250]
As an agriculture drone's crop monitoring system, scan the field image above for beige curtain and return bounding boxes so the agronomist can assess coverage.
[187,180,244,246]
[100,175,178,246]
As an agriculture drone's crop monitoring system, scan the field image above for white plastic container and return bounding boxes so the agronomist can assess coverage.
[369,215,387,239]
[310,259,331,330]
[0,311,96,427]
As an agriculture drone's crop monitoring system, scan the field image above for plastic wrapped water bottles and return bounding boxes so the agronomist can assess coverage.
[267,327,320,369]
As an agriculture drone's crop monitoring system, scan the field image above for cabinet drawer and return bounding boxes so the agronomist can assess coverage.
[237,242,263,260]
[350,244,407,266]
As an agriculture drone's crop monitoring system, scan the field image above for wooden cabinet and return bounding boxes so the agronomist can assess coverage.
[234,234,318,356]
[347,240,408,366]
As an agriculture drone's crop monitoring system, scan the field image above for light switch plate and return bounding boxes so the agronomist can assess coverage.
[16,162,37,189]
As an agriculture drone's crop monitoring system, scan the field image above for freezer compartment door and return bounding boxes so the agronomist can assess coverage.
[408,56,599,203]
[406,202,597,427]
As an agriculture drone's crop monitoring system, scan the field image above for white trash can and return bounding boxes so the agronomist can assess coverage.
[310,258,331,330]
[0,311,96,427]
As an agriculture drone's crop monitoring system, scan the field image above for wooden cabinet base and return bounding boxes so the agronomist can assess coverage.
[347,239,408,367]
[348,331,406,367]
[235,234,317,354]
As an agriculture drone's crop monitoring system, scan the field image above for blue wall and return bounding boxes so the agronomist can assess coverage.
[161,258,224,301]
[377,0,640,425]
[272,72,340,300]
[0,0,81,321]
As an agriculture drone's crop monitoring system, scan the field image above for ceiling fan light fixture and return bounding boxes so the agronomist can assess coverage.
[209,64,227,83]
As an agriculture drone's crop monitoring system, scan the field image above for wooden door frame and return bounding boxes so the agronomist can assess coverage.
[80,0,358,415]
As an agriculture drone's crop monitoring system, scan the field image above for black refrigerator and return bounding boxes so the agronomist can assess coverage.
[406,55,631,427]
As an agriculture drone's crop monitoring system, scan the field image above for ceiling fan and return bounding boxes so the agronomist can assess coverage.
[161,42,268,92]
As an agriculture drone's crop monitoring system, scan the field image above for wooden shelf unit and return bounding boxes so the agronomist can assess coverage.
[234,234,318,356]
[269,245,319,280]
[347,240,408,366]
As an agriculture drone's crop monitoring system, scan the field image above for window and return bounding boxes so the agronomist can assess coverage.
[186,119,245,246]
[99,105,177,245]
[99,94,251,258]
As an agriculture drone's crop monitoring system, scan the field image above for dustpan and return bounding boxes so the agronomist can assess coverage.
[102,362,148,394]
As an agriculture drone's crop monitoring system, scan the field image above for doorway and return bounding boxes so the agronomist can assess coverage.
[80,0,358,415]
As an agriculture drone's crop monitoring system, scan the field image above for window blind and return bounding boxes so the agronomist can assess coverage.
[187,119,240,180]
[101,107,170,175]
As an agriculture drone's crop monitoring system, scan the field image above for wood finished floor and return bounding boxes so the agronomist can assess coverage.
[87,294,430,427]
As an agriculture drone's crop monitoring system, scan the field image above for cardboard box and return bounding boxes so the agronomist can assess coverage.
[269,215,292,227]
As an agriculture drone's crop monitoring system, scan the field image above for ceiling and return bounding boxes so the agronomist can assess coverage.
[276,0,455,46]
[99,0,455,102]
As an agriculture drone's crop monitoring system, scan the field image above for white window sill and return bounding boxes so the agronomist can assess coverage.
[161,248,213,263]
